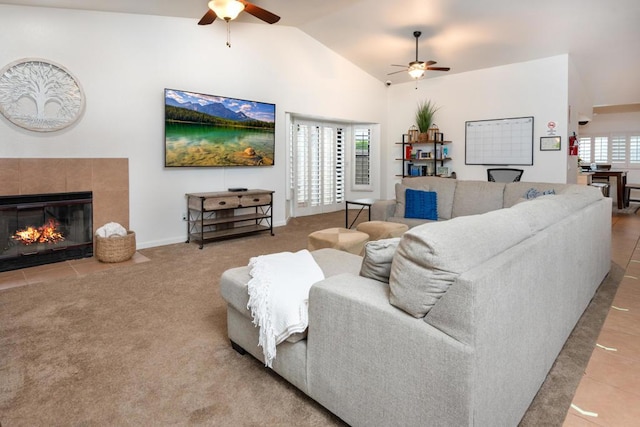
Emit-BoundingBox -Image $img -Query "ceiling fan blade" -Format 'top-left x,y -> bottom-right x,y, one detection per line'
198,9 -> 217,25
425,60 -> 437,66
242,1 -> 281,24
387,69 -> 408,75
426,67 -> 450,71
390,64 -> 409,68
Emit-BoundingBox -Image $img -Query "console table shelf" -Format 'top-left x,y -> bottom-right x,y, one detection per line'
186,189 -> 274,249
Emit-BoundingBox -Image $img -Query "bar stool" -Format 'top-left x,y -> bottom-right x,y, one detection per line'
590,182 -> 609,197
625,183 -> 640,205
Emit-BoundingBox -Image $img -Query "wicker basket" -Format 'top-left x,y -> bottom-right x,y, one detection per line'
95,231 -> 136,263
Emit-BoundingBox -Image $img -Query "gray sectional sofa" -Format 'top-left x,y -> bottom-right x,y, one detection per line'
220,177 -> 611,426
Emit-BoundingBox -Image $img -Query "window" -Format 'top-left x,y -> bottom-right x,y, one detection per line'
353,127 -> 371,190
291,120 -> 344,216
611,135 -> 626,163
579,133 -> 640,168
578,137 -> 591,163
630,136 -> 640,164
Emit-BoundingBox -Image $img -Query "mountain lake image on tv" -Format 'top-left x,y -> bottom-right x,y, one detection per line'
164,89 -> 275,167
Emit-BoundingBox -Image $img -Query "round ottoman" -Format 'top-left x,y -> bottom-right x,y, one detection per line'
307,227 -> 369,255
356,221 -> 408,241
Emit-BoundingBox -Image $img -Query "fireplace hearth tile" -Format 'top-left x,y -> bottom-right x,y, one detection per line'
23,263 -> 79,285
0,270 -> 27,290
0,253 -> 150,291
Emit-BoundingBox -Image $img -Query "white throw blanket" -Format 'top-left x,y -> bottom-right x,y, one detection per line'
247,249 -> 324,368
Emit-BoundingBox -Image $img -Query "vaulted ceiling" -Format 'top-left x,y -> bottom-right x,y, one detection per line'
3,0 -> 639,110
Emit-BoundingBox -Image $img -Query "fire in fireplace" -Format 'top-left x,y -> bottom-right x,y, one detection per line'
0,192 -> 93,272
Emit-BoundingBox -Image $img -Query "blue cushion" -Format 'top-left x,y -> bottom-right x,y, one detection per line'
404,189 -> 438,220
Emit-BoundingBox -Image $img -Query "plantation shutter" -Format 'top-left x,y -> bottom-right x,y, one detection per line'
292,120 -> 344,216
593,137 -> 608,163
579,137 -> 591,163
630,135 -> 640,165
354,128 -> 371,188
611,135 -> 627,164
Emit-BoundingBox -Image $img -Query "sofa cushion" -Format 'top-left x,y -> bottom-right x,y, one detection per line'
394,183 -> 410,218
401,176 -> 457,220
389,208 -> 533,318
404,189 -> 438,220
452,181 -> 505,217
359,237 -> 401,283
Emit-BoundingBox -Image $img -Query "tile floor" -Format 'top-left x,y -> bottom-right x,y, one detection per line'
1,212 -> 638,425
0,252 -> 149,291
563,211 -> 640,426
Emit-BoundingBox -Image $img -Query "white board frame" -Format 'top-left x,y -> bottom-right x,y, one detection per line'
465,116 -> 534,165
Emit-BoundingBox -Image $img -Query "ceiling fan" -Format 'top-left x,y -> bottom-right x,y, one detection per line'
198,0 -> 280,25
389,31 -> 450,80
198,0 -> 280,47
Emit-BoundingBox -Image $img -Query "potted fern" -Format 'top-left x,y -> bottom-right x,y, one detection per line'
415,100 -> 439,142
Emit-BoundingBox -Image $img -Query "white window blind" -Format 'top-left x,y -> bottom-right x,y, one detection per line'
611,135 -> 627,163
354,128 -> 371,188
292,120 -> 344,216
579,133 -> 640,168
630,135 -> 640,164
593,136 -> 608,163
579,137 -> 591,163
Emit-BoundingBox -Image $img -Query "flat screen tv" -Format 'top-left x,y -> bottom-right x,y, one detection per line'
164,88 -> 275,167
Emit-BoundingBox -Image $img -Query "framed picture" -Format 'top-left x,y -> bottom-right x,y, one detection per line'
437,166 -> 449,176
540,136 -> 561,151
419,151 -> 431,159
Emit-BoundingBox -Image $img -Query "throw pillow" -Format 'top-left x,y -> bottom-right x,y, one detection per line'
389,208 -> 533,318
525,187 -> 556,199
404,189 -> 438,220
359,237 -> 401,283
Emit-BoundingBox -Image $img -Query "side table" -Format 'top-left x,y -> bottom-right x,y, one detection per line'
345,198 -> 377,229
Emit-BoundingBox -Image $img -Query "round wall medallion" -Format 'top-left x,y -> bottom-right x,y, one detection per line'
0,58 -> 85,132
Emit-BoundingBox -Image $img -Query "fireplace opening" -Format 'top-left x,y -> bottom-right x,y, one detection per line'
0,192 -> 93,272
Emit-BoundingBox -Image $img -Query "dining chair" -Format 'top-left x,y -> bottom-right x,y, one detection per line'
487,168 -> 524,183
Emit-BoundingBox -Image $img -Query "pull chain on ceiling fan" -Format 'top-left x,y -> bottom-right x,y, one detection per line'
197,0 -> 280,47
388,30 -> 450,80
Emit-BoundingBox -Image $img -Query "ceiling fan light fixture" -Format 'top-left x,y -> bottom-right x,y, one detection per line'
208,0 -> 245,20
408,62 -> 425,79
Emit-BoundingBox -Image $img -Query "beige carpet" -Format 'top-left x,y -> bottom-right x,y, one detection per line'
0,211 -> 621,426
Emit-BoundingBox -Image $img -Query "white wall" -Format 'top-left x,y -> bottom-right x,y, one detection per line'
567,55 -> 593,183
0,5 -> 386,248
383,55 -> 570,198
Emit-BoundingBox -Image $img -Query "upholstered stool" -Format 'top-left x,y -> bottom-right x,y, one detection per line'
308,227 -> 369,255
356,221 -> 408,241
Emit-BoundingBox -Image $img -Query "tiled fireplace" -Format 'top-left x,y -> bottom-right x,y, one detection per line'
0,158 -> 129,271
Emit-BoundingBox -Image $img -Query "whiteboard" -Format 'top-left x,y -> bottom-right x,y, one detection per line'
465,116 -> 534,165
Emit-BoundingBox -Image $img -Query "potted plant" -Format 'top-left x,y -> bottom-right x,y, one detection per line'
415,100 -> 439,142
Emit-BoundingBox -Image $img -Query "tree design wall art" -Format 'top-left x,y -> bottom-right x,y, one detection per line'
0,59 -> 85,132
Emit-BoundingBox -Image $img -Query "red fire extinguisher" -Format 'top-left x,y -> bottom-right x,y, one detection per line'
569,132 -> 578,156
